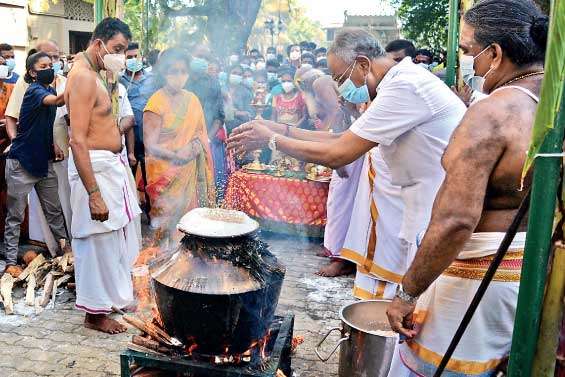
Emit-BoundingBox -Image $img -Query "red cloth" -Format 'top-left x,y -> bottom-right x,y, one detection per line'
224,171 -> 328,226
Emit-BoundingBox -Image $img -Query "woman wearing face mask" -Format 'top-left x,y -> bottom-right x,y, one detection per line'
143,48 -> 215,240
2,51 -> 68,277
271,68 -> 307,128
287,44 -> 302,69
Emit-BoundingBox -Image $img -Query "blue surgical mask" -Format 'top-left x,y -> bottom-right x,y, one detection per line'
244,77 -> 254,88
190,57 -> 209,74
52,61 -> 62,75
126,58 -> 143,73
229,74 -> 243,85
338,61 -> 370,104
219,71 -> 228,83
5,58 -> 15,72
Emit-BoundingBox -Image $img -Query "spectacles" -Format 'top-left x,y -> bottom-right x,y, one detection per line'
331,61 -> 355,85
167,68 -> 188,76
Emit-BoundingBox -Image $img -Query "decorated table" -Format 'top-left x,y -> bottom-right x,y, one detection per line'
223,170 -> 330,237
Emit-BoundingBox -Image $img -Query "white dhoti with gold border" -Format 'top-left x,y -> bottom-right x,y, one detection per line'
69,150 -> 141,314
388,232 -> 525,377
338,148 -> 406,299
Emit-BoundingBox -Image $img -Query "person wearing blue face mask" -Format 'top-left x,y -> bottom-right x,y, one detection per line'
186,44 -> 228,201
225,64 -> 255,140
0,43 -> 19,84
119,42 -> 151,178
228,28 -> 466,307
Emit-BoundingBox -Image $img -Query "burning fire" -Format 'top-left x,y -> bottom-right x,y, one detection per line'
179,330 -> 273,365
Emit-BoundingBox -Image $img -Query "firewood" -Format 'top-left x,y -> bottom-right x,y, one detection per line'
1,273 -> 15,314
39,272 -> 54,307
17,254 -> 46,282
51,275 -> 72,305
25,273 -> 36,306
131,335 -> 171,354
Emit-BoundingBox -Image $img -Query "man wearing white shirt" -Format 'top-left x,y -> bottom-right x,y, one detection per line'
228,28 -> 466,291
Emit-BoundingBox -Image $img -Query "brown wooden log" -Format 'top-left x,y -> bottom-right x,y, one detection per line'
17,254 -> 46,282
132,335 -> 171,354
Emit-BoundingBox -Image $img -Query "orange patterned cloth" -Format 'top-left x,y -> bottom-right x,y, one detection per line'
224,171 -> 328,227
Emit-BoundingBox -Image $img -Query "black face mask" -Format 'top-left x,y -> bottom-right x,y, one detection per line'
36,68 -> 55,85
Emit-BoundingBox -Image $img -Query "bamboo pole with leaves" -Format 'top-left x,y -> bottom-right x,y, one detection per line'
507,0 -> 565,375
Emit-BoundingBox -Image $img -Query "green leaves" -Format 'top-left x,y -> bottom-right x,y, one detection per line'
393,0 -> 449,51
522,0 -> 565,179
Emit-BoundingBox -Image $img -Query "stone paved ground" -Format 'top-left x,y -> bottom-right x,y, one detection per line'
0,234 -> 355,377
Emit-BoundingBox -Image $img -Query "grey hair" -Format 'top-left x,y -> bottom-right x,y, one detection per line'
328,28 -> 386,64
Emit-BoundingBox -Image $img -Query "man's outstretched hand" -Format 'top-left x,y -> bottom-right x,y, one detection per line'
227,121 -> 274,155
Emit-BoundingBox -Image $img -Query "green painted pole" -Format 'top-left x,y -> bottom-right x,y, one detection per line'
507,85 -> 565,377
95,0 -> 104,24
444,0 -> 459,87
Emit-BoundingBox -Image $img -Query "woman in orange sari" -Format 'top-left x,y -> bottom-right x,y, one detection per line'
143,48 -> 215,240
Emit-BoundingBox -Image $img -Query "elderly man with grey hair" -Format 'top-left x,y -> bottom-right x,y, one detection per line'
228,27 -> 466,298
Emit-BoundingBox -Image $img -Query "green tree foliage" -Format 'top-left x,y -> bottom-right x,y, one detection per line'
247,0 -> 324,52
393,0 -> 449,51
122,0 -> 262,56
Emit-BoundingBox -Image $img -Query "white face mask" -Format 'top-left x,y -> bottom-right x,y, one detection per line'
460,45 -> 493,94
0,65 -> 9,79
98,40 -> 125,72
281,81 -> 295,93
255,61 -> 266,70
289,50 -> 301,61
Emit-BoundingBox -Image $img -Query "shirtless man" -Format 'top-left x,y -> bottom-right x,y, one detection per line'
65,18 -> 140,334
385,1 -> 548,375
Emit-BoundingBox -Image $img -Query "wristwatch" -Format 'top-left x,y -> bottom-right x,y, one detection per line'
268,134 -> 277,152
395,284 -> 419,305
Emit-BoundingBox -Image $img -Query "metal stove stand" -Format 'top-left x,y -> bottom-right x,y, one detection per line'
120,314 -> 294,377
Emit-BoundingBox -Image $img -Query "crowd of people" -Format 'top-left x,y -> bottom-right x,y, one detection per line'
0,0 -> 552,374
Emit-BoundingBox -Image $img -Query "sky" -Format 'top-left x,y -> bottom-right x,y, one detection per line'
299,0 -> 397,27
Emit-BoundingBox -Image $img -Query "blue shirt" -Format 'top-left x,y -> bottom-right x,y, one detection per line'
9,82 -> 56,177
4,72 -> 19,84
119,71 -> 159,149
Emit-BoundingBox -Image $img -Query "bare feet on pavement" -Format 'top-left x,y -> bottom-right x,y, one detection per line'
5,265 -> 23,278
316,260 -> 356,277
316,247 -> 332,257
84,313 -> 128,334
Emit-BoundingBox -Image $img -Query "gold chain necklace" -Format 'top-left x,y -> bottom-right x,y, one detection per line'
500,71 -> 544,88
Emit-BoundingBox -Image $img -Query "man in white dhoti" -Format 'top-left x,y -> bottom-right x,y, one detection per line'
228,28 -> 466,293
386,1 -> 547,375
65,18 -> 140,334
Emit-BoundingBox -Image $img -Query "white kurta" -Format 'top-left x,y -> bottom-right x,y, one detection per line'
69,150 -> 141,313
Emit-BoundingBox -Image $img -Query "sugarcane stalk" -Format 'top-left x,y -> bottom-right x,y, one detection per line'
531,242 -> 565,376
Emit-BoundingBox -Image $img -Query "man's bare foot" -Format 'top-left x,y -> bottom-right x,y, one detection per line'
84,313 -> 128,334
5,265 -> 23,278
316,260 -> 355,277
316,247 -> 333,257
